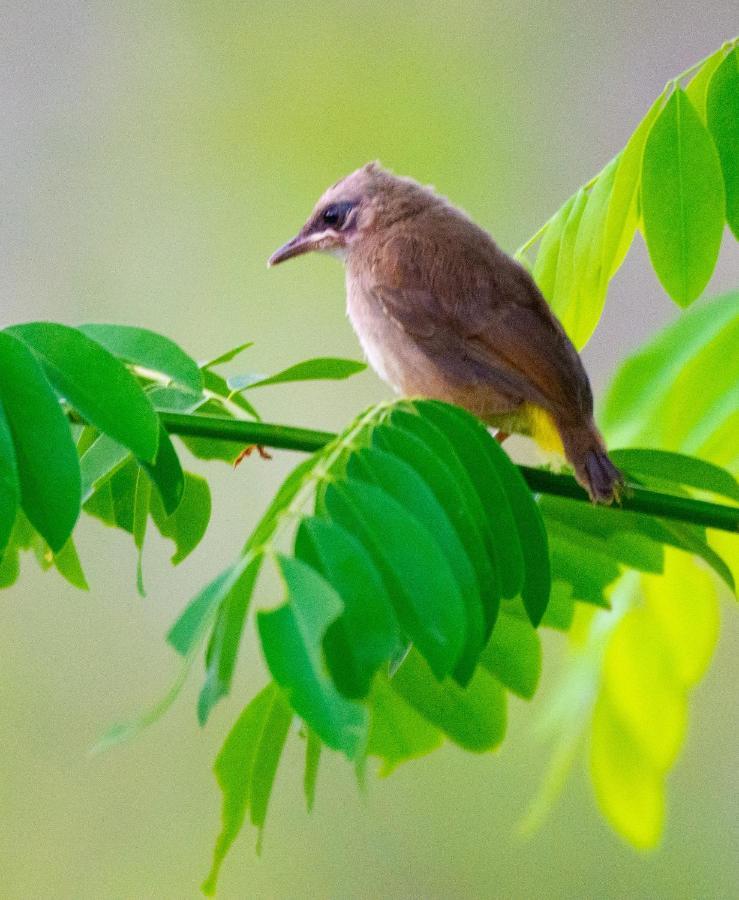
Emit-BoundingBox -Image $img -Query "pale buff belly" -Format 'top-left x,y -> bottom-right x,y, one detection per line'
346,283 -> 527,430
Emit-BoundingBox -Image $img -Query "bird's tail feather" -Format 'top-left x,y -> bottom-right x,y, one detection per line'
559,420 -> 623,504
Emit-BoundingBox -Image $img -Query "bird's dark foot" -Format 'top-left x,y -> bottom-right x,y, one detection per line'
233,444 -> 273,468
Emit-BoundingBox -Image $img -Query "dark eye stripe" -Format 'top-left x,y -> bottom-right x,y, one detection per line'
321,201 -> 353,229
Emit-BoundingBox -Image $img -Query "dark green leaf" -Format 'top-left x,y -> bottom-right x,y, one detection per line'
132,468 -> 150,597
201,341 -> 254,370
610,448 -> 739,502
0,331 -> 80,551
202,682 -> 291,895
141,425 -> 184,516
707,48 -> 739,238
391,650 -> 507,752
548,532 -> 619,608
229,357 -> 366,392
0,398 -> 19,556
150,472 -> 211,564
258,555 -> 368,756
8,322 -> 160,462
375,411 -> 500,637
199,556 -> 263,724
304,727 -> 321,812
415,401 -> 525,601
53,537 -> 88,591
80,433 -> 131,504
78,323 -> 202,393
367,674 -> 443,774
480,612 -> 541,699
641,89 -> 725,306
347,444 -> 485,682
295,517 -> 399,699
323,477 -> 466,680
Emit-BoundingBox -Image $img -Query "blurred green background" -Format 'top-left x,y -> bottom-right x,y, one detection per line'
2,3 -> 738,897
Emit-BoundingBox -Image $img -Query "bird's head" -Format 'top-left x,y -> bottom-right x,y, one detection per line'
268,162 -> 431,267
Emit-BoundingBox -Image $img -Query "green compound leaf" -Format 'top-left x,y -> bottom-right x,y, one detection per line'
258,555 -> 368,757
78,323 -> 202,394
641,89 -> 725,307
8,322 -> 160,462
203,682 -> 292,895
0,331 -> 81,552
707,47 -> 739,238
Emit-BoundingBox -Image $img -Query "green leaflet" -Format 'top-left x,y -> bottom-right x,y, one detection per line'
257,555 -> 368,756
78,323 -> 203,394
322,477 -> 466,681
707,47 -> 739,238
228,356 -> 366,392
479,612 -> 541,699
390,649 -> 507,752
610,448 -> 739,502
641,89 -> 725,307
685,45 -> 730,122
8,322 -> 160,462
600,291 -> 738,450
346,445 -> 485,684
0,331 -> 81,552
295,517 -> 399,699
549,187 -> 588,337
591,549 -> 719,848
303,727 -> 322,812
140,424 -> 185,517
532,193 -> 576,301
601,91 -> 666,280
201,340 -> 254,370
150,471 -> 212,565
203,682 -> 292,895
0,397 -> 19,557
367,674 -> 443,775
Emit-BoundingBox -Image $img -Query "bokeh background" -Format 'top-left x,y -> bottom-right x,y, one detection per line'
2,3 -> 738,897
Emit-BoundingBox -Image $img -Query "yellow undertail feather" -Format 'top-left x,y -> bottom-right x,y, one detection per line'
524,404 -> 565,455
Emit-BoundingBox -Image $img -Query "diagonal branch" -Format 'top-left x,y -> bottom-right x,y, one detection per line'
159,412 -> 739,534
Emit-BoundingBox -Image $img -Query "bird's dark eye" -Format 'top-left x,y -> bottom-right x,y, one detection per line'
321,202 -> 353,229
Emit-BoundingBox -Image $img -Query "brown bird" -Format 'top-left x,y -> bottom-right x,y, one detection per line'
269,163 -> 622,503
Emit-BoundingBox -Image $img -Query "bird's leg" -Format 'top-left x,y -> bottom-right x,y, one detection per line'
495,431 -> 510,444
233,444 -> 273,468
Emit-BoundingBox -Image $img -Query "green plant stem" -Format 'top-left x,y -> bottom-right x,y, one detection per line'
159,412 -> 739,533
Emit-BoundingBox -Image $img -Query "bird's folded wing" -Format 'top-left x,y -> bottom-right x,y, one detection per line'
371,282 -> 591,420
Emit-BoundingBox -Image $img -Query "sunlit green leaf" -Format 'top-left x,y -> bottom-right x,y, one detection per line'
641,89 -> 725,306
201,340 -> 254,370
601,91 -> 666,279
600,291 -> 738,450
685,45 -> 730,121
0,331 -> 80,551
549,187 -> 588,334
532,193 -> 575,300
78,323 -> 202,393
258,555 -> 368,756
53,537 -> 88,591
707,47 -> 739,238
202,682 -> 291,895
8,322 -> 160,462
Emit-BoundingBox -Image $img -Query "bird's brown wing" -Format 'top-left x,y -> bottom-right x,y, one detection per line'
370,264 -> 593,424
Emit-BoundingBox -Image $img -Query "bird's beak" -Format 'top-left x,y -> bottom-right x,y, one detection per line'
268,230 -> 316,267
